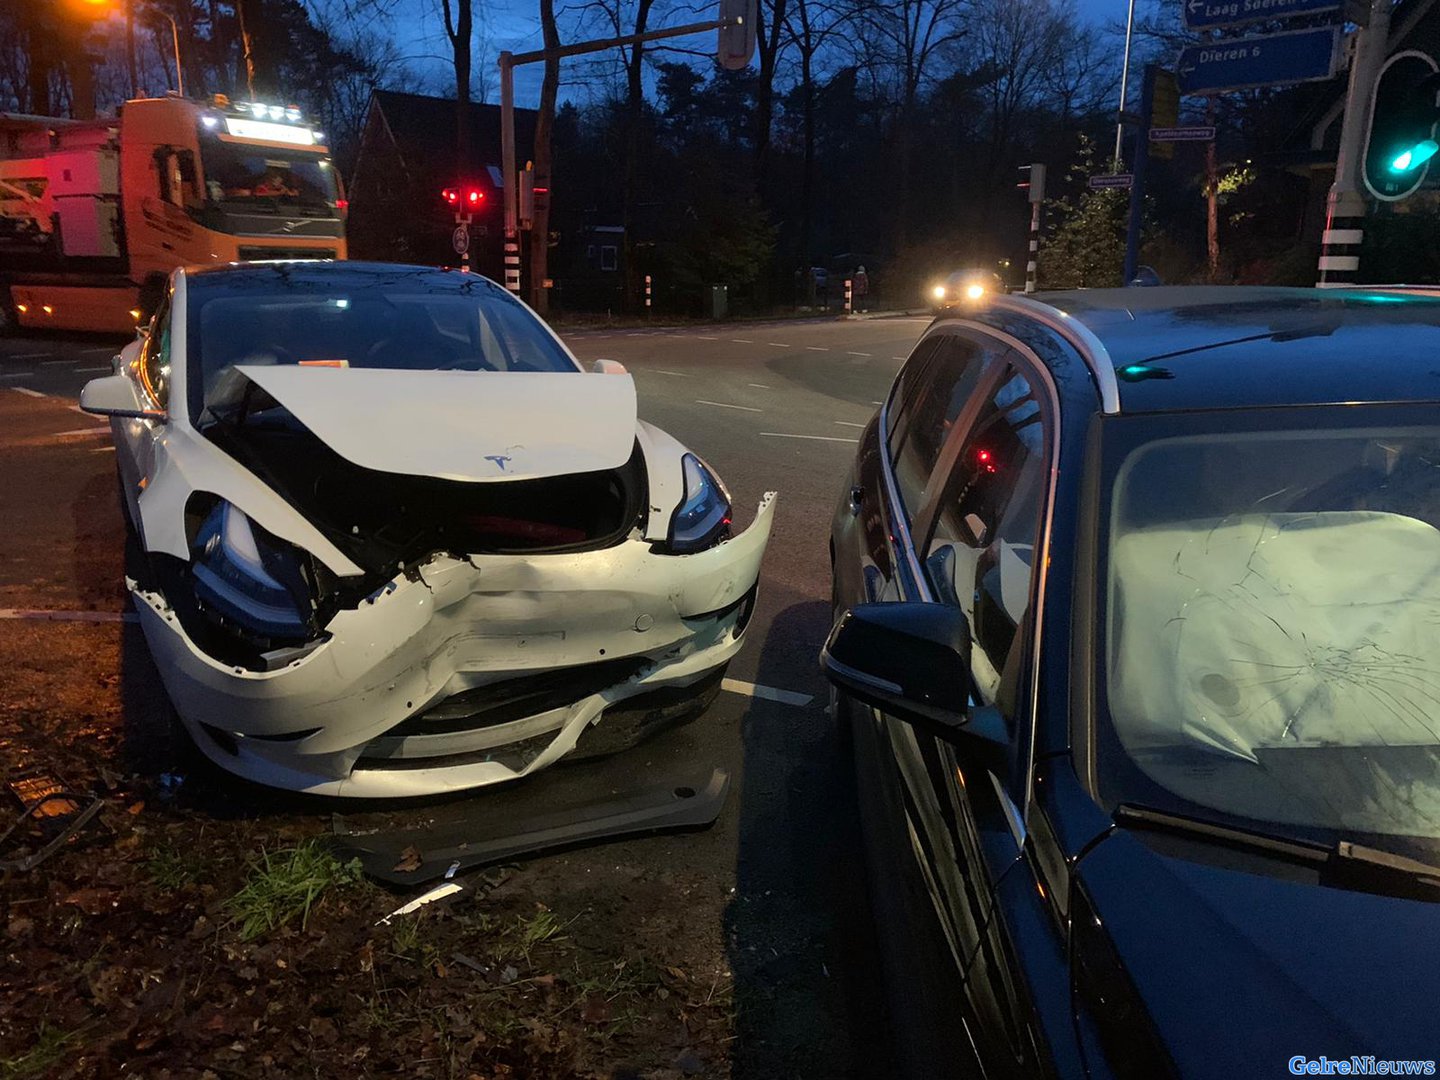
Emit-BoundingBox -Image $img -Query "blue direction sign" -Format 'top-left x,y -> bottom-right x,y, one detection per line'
1088,174 -> 1134,190
1184,0 -> 1344,31
1177,26 -> 1340,95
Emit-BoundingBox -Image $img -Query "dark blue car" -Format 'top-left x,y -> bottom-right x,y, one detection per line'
825,286 -> 1440,1078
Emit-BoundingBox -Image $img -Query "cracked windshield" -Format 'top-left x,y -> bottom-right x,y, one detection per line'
1104,423 -> 1440,851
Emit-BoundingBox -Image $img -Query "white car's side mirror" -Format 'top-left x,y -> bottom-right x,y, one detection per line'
590,358 -> 628,375
80,375 -> 166,421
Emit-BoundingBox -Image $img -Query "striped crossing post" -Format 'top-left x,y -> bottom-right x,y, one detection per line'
645,274 -> 652,313
1020,163 -> 1045,294
844,278 -> 853,314
1025,199 -> 1041,294
504,234 -> 521,295
1317,189 -> 1364,288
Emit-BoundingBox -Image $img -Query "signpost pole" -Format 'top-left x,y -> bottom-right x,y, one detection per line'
1317,0 -> 1392,286
1124,66 -> 1155,284
500,52 -> 521,295
1114,0 -> 1138,167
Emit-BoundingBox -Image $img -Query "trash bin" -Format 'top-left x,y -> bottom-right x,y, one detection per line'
710,284 -> 728,320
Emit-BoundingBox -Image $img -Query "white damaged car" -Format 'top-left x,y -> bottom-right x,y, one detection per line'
81,261 -> 774,797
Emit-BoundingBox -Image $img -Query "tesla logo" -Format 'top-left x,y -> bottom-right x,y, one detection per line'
485,455 -> 512,471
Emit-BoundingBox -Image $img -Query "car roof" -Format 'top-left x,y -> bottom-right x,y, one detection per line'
1027,286 -> 1440,413
183,260 -> 504,292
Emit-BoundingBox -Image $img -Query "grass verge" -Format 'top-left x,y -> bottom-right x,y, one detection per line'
224,839 -> 364,941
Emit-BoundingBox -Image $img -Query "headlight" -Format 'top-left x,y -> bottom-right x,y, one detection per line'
668,453 -> 732,554
191,501 -> 315,640
931,284 -> 947,300
965,283 -> 986,300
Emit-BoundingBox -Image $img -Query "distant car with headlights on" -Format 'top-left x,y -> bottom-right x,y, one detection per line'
927,268 -> 1006,312
81,261 -> 775,798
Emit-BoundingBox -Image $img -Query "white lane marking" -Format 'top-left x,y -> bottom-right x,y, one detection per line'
695,335 -> 718,340
748,383 -> 770,388
835,420 -> 866,428
653,369 -> 690,377
767,342 -> 791,348
760,431 -> 859,444
722,678 -> 814,708
76,366 -> 110,373
627,331 -> 644,336
0,608 -> 138,624
11,387 -> 45,398
9,353 -> 51,360
806,346 -> 828,351
53,427 -> 110,437
1,373 -> 34,380
731,338 -> 753,343
871,400 -> 884,405
696,399 -> 762,413
42,359 -> 74,366
847,351 -> 872,357
91,446 -> 116,453
892,356 -> 907,360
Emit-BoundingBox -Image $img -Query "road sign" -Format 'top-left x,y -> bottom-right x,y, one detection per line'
1088,173 -> 1135,190
1177,26 -> 1340,95
1150,125 -> 1217,141
452,224 -> 470,256
1183,0 -> 1345,31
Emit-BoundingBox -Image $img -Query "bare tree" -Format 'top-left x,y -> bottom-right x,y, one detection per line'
440,0 -> 474,185
754,0 -> 788,186
780,0 -> 849,263
530,0 -> 562,313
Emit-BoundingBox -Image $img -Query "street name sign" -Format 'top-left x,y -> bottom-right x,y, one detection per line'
1150,125 -> 1217,141
1183,0 -> 1345,31
1089,173 -> 1135,190
1177,26 -> 1340,95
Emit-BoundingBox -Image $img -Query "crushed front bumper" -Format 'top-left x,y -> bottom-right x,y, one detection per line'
134,493 -> 776,797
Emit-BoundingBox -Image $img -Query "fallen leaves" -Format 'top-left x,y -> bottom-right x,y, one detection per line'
392,846 -> 423,873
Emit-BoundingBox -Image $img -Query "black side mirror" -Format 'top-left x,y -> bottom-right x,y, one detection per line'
822,602 -> 1009,768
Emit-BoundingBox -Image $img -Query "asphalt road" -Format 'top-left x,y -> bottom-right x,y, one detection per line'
0,313 -> 930,1077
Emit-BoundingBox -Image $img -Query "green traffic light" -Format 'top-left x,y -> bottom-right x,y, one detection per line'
1390,138 -> 1440,173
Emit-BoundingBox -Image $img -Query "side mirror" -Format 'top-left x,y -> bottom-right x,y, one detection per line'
591,358 -> 628,375
79,375 -> 166,421
822,602 -> 1009,766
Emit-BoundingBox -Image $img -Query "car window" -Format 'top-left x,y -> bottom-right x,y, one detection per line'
139,293 -> 172,411
924,364 -> 1048,714
887,334 -> 988,518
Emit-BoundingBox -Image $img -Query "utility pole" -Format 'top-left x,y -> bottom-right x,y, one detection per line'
1114,0 -> 1138,167
1317,0 -> 1392,286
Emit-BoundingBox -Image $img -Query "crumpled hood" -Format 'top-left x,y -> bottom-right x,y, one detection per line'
232,366 -> 638,483
1077,829 -> 1440,1073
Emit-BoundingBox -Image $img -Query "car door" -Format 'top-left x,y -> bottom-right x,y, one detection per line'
892,335 -> 1057,1075
115,288 -> 173,533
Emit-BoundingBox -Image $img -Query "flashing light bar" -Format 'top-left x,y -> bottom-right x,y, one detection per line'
224,117 -> 320,146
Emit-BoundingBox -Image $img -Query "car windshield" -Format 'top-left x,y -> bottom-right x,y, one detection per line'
185,266 -> 579,423
1096,407 -> 1440,860
200,141 -> 338,215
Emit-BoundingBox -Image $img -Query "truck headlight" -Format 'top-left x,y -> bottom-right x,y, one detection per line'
668,453 -> 732,554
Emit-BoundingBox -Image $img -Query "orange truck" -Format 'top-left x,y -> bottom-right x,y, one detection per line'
0,93 -> 346,334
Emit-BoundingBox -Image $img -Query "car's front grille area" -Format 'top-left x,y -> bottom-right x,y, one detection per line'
382,656 -> 651,740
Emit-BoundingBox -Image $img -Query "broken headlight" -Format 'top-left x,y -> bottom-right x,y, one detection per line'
668,453 -> 732,554
191,501 -> 315,640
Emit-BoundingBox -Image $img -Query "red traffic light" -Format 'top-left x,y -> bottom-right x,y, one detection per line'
442,187 -> 485,207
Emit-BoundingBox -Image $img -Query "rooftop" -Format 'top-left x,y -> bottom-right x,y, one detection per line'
1035,286 -> 1440,413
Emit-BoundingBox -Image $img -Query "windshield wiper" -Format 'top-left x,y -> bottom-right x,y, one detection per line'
1114,803 -> 1440,901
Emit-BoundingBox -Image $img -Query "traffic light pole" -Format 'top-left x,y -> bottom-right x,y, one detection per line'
1317,0 -> 1392,287
497,14 -> 745,296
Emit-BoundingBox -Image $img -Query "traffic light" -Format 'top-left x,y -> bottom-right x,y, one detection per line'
1363,52 -> 1440,202
441,187 -> 486,209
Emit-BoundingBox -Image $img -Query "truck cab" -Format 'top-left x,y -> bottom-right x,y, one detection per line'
0,94 -> 346,334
